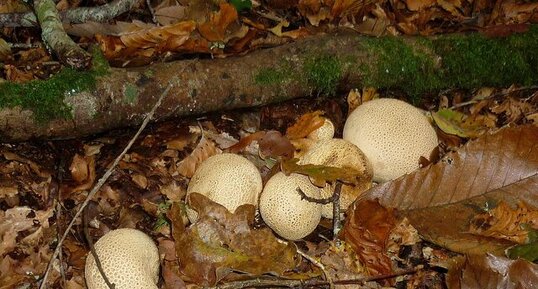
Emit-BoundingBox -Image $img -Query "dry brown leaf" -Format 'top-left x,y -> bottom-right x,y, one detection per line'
198,3 -> 238,42
341,200 -> 396,277
0,207 -> 53,256
258,130 -> 295,159
405,0 -> 436,11
120,20 -> 196,49
171,194 -> 298,286
468,201 -> 538,244
175,135 -> 221,178
286,111 -> 325,139
445,254 -> 538,289
69,154 -> 89,183
131,173 -> 148,189
358,125 -> 538,255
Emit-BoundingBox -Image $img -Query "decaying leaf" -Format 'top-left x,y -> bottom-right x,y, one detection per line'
341,199 -> 396,276
198,3 -> 239,42
445,254 -> 538,289
69,154 -> 89,183
258,130 -> 295,159
170,194 -> 298,286
286,111 -> 326,139
175,134 -> 221,178
432,108 -> 492,138
468,201 -> 538,244
359,125 -> 538,255
0,207 -> 53,256
281,158 -> 362,186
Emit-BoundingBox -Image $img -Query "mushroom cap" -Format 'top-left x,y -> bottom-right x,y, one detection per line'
259,172 -> 322,240
343,98 -> 438,182
308,118 -> 335,141
186,153 -> 263,222
85,228 -> 159,289
299,138 -> 373,218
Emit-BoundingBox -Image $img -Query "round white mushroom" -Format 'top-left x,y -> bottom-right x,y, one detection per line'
343,98 -> 438,182
299,138 -> 373,219
186,153 -> 263,222
85,228 -> 159,289
259,172 -> 322,240
307,118 -> 335,141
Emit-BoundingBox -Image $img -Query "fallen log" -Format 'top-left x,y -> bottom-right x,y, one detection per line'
1,27 -> 537,141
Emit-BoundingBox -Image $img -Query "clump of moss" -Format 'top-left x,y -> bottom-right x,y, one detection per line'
0,47 -> 110,122
431,27 -> 538,89
254,67 -> 289,85
362,37 -> 442,102
362,26 -> 538,102
303,54 -> 342,96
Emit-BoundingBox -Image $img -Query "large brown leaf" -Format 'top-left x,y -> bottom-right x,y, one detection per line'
357,125 -> 538,254
170,194 -> 298,287
445,254 -> 538,289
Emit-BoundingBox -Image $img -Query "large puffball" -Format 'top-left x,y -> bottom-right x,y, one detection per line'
259,172 -> 322,240
186,153 -> 263,222
343,98 -> 438,182
85,228 -> 159,289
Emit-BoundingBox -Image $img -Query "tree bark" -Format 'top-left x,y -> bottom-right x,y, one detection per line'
1,28 -> 537,142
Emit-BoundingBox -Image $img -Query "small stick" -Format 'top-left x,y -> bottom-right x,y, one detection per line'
38,83 -> 173,289
296,187 -> 335,204
297,249 -> 334,289
448,85 -> 538,110
210,265 -> 423,289
331,182 -> 343,239
83,203 -> 115,289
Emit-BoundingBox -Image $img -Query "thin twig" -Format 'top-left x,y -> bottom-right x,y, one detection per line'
54,154 -> 67,286
296,187 -> 335,204
83,203 -> 115,289
297,249 -> 334,289
211,265 -> 423,289
146,0 -> 157,24
448,85 -> 538,110
38,82 -> 173,289
331,182 -> 343,239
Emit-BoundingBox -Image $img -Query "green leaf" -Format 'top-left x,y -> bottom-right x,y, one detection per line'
506,242 -> 538,262
229,0 -> 251,12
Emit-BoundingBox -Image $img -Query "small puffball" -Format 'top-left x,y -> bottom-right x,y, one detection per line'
186,153 -> 263,222
259,172 -> 322,240
85,228 -> 159,289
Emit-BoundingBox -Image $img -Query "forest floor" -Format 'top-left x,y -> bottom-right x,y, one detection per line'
1,0 -> 538,288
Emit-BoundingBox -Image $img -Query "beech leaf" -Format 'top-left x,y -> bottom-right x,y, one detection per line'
357,125 -> 538,255
171,193 -> 298,286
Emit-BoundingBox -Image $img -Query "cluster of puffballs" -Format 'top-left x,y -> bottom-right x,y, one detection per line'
84,98 -> 438,288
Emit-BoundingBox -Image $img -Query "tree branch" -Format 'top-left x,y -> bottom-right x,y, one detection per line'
33,0 -> 91,68
0,0 -> 139,28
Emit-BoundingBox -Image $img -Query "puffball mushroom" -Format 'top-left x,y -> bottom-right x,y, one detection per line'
85,228 -> 159,289
186,153 -> 263,222
308,118 -> 335,141
343,98 -> 438,182
299,138 -> 373,219
259,172 -> 322,240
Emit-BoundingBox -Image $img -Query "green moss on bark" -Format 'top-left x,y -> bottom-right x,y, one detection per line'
303,55 -> 342,95
0,48 -> 109,122
362,26 -> 538,101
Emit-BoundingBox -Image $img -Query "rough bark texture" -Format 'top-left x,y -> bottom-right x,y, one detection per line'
1,28 -> 538,141
33,0 -> 91,68
0,31 -> 366,141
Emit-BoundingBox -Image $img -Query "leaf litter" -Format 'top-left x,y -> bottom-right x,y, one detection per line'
0,88 -> 537,288
2,0 -> 538,287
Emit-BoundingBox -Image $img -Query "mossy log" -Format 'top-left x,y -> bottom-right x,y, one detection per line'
1,27 -> 538,141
